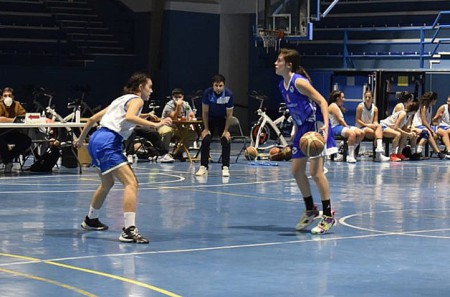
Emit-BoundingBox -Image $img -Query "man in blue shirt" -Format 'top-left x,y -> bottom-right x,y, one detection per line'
196,74 -> 234,177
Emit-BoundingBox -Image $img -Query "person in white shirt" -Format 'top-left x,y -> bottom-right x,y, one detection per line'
75,72 -> 171,244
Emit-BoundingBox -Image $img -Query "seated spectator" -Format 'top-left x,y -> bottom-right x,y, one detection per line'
0,87 -> 32,173
431,94 -> 450,158
380,100 -> 419,161
392,91 -> 415,158
124,112 -> 168,160
355,90 -> 389,162
159,88 -> 196,162
393,91 -> 414,113
411,91 -> 444,159
328,90 -> 364,163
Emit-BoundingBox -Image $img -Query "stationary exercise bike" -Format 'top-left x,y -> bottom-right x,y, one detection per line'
249,91 -> 293,151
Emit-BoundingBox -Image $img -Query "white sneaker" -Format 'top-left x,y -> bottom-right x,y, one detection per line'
375,153 -> 390,162
160,154 -> 174,163
195,166 -> 208,176
334,153 -> 344,162
375,147 -> 385,153
222,166 -> 230,177
4,163 -> 13,173
346,156 -> 357,163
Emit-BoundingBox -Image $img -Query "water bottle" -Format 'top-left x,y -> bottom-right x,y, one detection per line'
75,106 -> 81,123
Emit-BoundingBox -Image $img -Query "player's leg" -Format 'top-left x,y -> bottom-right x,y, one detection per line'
309,156 -> 336,234
114,164 -> 149,244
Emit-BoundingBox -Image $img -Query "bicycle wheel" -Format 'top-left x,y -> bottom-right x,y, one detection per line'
251,124 -> 270,145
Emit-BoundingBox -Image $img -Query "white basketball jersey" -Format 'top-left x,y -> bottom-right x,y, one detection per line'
440,104 -> 450,127
380,110 -> 407,128
412,105 -> 432,127
329,103 -> 343,128
100,94 -> 142,139
357,102 -> 375,127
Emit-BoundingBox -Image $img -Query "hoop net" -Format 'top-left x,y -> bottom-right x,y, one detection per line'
259,30 -> 285,51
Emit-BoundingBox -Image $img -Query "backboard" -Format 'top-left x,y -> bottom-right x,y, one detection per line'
255,0 -> 311,38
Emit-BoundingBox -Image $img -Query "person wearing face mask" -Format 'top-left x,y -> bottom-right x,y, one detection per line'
0,87 -> 32,173
196,74 -> 234,177
158,88 -> 196,162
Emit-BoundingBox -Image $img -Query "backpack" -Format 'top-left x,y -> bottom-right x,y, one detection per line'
30,145 -> 61,172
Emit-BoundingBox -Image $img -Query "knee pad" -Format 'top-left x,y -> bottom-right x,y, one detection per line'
420,130 -> 429,140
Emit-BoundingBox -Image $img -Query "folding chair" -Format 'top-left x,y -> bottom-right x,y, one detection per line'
219,116 -> 248,163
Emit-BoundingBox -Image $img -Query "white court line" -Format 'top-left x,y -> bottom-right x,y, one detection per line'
0,232 -> 391,267
339,208 -> 450,235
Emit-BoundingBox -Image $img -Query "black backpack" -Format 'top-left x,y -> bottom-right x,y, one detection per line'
30,145 -> 61,172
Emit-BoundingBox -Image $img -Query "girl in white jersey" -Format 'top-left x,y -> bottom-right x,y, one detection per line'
275,48 -> 336,235
328,90 -> 364,163
411,91 -> 444,159
380,100 -> 419,161
432,95 -> 450,158
75,73 -> 172,244
355,90 -> 389,162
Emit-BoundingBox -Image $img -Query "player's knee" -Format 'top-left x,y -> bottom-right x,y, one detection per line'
420,130 -> 430,140
220,136 -> 230,146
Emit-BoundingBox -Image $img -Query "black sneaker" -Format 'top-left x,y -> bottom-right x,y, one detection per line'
119,226 -> 149,244
438,151 -> 445,160
81,216 -> 109,231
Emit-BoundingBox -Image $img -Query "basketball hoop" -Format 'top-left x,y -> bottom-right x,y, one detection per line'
259,29 -> 285,51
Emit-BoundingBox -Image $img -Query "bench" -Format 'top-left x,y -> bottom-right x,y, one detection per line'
331,136 -> 393,161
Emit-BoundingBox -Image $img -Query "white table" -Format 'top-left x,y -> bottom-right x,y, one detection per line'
0,122 -> 86,128
0,122 -> 87,173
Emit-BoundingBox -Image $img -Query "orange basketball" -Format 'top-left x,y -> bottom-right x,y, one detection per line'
269,147 -> 284,161
300,132 -> 325,157
244,146 -> 258,160
282,146 -> 292,161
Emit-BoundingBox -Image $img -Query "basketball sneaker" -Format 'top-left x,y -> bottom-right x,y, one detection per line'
390,154 -> 401,162
375,153 -> 390,162
81,216 -> 109,231
119,226 -> 149,244
222,166 -> 230,177
346,156 -> 357,163
311,215 -> 336,235
295,205 -> 320,231
195,166 -> 208,176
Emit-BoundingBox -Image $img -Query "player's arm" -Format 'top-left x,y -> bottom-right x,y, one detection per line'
295,78 -> 329,140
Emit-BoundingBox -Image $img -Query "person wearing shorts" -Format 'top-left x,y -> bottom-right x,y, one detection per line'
75,72 -> 171,244
275,48 -> 337,235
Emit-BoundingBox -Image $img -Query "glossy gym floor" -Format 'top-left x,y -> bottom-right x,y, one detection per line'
1,145 -> 449,297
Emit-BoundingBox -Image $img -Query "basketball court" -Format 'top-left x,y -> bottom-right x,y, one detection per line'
0,144 -> 449,296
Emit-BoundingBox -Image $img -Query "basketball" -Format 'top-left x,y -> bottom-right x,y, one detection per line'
244,146 -> 258,160
269,147 -> 284,161
282,146 -> 292,161
300,132 -> 325,157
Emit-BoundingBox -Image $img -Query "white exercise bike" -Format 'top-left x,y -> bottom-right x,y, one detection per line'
249,91 -> 293,151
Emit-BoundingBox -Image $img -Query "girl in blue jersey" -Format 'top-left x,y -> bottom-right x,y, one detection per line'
275,48 -> 337,234
75,73 -> 172,244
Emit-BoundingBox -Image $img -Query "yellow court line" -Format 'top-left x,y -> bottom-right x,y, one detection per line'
0,253 -> 182,297
0,267 -> 97,297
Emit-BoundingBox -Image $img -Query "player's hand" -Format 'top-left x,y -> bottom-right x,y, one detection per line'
201,129 -> 211,139
222,131 -> 230,141
158,117 -> 172,127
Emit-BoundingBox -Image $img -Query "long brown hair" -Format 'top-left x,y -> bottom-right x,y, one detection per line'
279,48 -> 312,82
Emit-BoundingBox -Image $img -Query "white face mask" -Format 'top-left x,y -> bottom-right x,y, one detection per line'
3,96 -> 13,107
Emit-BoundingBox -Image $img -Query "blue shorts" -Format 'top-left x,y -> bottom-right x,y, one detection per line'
415,125 -> 437,133
292,121 -> 337,159
438,125 -> 450,131
88,127 -> 128,174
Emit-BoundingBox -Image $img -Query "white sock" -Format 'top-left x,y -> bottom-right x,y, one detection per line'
417,145 -> 424,153
124,212 -> 136,229
88,206 -> 99,219
376,138 -> 383,150
348,145 -> 355,158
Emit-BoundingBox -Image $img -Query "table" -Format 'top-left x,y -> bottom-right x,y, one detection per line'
173,119 -> 202,162
0,122 -> 87,173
